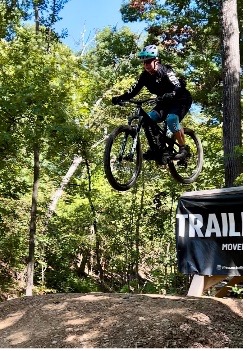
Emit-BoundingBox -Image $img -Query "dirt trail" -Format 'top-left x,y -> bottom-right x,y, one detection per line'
0,293 -> 243,348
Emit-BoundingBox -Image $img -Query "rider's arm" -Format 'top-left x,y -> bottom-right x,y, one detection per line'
118,73 -> 145,100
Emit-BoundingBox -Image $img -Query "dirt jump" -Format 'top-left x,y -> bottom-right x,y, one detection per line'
0,292 -> 243,348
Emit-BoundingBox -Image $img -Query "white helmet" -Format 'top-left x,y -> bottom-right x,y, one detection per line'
138,44 -> 159,60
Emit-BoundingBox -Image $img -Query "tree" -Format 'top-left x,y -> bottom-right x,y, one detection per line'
0,21 -> 90,295
0,0 -> 21,39
220,0 -> 242,186
0,0 -> 70,39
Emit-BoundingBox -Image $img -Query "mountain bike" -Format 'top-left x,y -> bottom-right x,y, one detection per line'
104,98 -> 203,191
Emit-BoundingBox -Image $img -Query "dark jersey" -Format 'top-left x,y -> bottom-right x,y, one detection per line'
119,63 -> 190,102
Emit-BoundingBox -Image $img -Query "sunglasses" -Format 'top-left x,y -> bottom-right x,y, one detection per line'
143,59 -> 155,64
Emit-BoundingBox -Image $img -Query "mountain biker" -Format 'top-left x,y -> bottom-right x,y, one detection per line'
111,44 -> 192,162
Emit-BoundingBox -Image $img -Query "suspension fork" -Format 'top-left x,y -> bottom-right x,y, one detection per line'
128,111 -> 143,159
118,109 -> 143,160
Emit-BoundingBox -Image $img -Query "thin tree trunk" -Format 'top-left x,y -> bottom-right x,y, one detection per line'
220,0 -> 242,187
45,155 -> 83,221
34,3 -> 39,33
26,3 -> 40,297
85,158 -> 103,282
45,136 -> 107,222
26,144 -> 40,296
135,173 -> 145,287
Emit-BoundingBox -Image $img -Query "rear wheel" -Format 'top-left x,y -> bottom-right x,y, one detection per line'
168,128 -> 203,184
104,125 -> 142,191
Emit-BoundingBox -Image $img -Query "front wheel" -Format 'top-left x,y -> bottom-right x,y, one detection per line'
104,125 -> 142,191
168,127 -> 203,184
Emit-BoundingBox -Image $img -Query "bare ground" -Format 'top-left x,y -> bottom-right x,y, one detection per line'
0,293 -> 243,348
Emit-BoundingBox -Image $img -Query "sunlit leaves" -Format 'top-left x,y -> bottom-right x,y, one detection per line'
120,0 -> 242,118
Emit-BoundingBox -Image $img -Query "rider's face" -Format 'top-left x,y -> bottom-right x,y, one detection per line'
143,59 -> 157,74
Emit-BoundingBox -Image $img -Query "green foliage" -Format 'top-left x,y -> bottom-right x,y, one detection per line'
81,26 -> 141,114
120,0 -> 243,118
45,269 -> 100,293
0,13 -> 240,299
0,197 -> 30,268
85,26 -> 139,68
0,25 -> 90,157
0,262 -> 16,297
0,0 -> 23,39
0,0 -> 70,40
230,284 -> 243,299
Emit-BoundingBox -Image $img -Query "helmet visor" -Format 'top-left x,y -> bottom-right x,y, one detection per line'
138,51 -> 158,60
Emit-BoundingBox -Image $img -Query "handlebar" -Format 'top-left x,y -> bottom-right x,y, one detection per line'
118,97 -> 157,106
117,92 -> 175,106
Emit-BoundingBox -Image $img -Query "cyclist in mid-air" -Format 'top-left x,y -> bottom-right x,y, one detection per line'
112,44 -> 192,161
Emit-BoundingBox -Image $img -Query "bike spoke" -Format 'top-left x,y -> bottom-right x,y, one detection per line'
110,133 -> 138,184
104,126 -> 142,191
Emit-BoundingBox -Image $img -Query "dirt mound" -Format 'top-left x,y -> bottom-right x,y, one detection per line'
0,293 -> 243,348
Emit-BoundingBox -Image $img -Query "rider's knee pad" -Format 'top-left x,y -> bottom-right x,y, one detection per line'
167,113 -> 180,133
148,110 -> 163,122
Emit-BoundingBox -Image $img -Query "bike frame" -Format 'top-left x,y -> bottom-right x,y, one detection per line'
126,101 -> 180,160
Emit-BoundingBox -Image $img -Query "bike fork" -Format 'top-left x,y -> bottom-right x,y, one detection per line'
129,134 -> 138,159
119,129 -> 139,161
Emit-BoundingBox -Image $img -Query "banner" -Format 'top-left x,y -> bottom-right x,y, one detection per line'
176,187 -> 243,276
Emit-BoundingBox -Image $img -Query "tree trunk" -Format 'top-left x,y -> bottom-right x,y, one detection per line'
26,2 -> 40,297
85,159 -> 103,282
45,155 -> 83,221
26,144 -> 40,296
135,173 -> 145,287
45,137 -> 107,223
34,3 -> 39,33
220,0 -> 242,187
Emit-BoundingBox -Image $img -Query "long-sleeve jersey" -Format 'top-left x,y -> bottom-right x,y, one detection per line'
119,63 -> 189,101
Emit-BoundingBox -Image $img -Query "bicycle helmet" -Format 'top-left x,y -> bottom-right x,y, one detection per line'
138,44 -> 159,61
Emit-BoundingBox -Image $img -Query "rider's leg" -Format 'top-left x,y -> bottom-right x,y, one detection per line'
173,128 -> 185,145
166,113 -> 188,160
173,129 -> 188,160
166,94 -> 192,159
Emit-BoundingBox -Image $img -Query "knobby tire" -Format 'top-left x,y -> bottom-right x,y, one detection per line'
168,127 -> 203,184
104,125 -> 142,191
